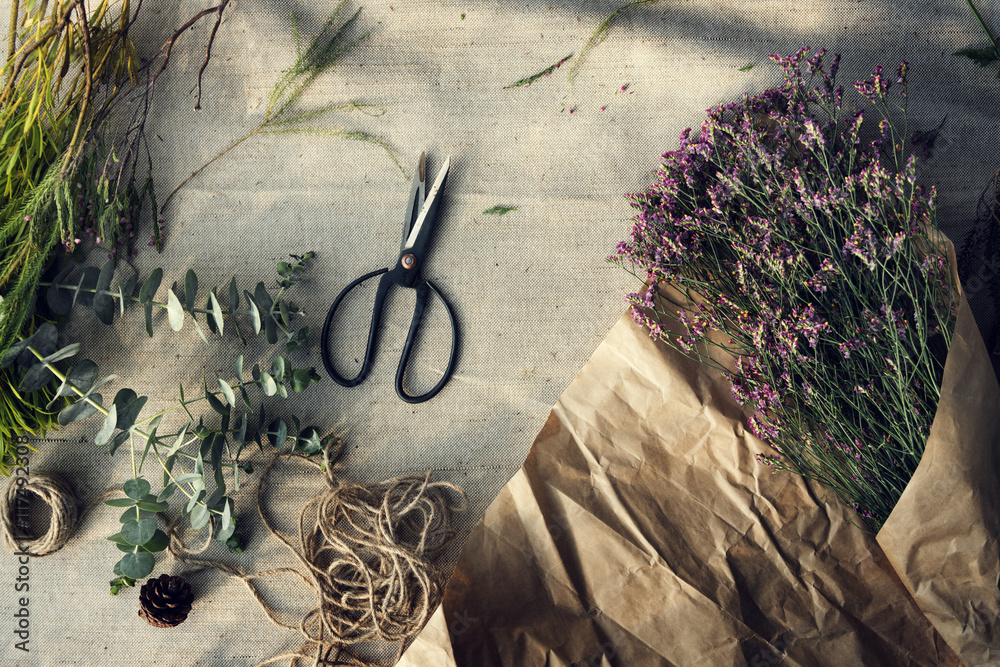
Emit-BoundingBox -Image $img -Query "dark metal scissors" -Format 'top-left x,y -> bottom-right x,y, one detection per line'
320,152 -> 459,403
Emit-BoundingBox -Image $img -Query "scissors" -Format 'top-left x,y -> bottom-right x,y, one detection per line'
320,152 -> 459,404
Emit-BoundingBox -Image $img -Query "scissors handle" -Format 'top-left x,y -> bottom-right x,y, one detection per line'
321,267 -> 390,388
320,269 -> 459,403
398,280 -> 459,403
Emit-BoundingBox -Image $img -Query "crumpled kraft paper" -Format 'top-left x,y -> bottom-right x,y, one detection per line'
400,289 -> 997,666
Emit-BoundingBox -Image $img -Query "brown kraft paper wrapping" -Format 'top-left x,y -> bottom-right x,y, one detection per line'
399,291 -> 997,666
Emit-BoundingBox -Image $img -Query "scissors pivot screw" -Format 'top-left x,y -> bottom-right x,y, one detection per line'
401,253 -> 417,270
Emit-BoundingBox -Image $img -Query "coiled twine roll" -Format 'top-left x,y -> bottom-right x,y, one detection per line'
1,471 -> 79,556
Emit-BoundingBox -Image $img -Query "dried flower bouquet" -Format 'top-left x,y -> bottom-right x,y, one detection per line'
613,49 -> 956,531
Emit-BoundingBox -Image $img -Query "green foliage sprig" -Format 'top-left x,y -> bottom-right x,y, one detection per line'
482,205 -> 517,216
159,1 -> 402,215
40,251 -> 315,351
503,54 -> 573,89
2,255 -> 327,590
954,0 -> 1000,76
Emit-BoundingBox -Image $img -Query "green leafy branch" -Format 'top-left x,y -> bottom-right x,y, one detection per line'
40,252 -> 315,352
5,323 -> 325,590
159,1 -> 402,215
482,205 -> 517,216
954,0 -> 1000,76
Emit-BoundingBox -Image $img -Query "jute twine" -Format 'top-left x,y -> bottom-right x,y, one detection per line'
170,438 -> 468,667
0,471 -> 119,557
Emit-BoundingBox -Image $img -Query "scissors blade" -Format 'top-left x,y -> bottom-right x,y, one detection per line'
403,156 -> 450,251
401,153 -> 426,251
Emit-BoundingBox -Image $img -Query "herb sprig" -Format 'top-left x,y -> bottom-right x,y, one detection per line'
159,1 -> 402,215
954,0 -> 1000,76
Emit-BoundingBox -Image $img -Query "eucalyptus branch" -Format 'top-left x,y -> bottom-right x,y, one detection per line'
39,252 -> 315,350
8,321 -> 326,593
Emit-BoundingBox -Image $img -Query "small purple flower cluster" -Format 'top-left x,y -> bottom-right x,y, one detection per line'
58,169 -> 157,261
613,49 -> 956,531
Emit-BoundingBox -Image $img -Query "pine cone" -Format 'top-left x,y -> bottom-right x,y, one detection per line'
138,574 -> 193,628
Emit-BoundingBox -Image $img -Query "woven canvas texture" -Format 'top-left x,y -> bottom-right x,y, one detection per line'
2,0 -> 999,664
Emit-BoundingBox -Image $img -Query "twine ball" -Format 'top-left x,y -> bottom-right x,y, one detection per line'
1,471 -> 79,557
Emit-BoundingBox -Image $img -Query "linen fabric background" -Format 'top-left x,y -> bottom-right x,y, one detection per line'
1,0 -> 998,664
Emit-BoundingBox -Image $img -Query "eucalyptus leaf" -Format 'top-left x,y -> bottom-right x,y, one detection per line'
157,483 -> 177,502
140,529 -> 169,553
234,355 -> 244,380
218,378 -> 235,407
205,297 -> 218,334
119,507 -> 156,523
239,383 -> 252,409
276,383 -> 288,399
271,356 -> 285,382
260,371 -> 277,396
112,389 -> 147,431
245,290 -> 262,334
118,552 -> 155,580
139,267 -> 162,304
190,503 -> 211,530
139,418 -> 161,472
163,454 -> 177,487
166,288 -> 184,331
109,430 -> 131,457
54,360 -> 99,398
40,343 -> 80,366
104,497 -> 137,508
279,300 -> 290,327
200,432 -> 214,461
74,266 -> 100,308
26,322 -> 58,359
221,497 -> 233,532
58,394 -> 102,425
119,274 -> 138,316
123,477 -> 151,501
136,499 -> 170,513
205,487 -> 226,511
1,338 -> 30,369
268,418 -> 287,448
210,290 -> 224,337
116,542 -> 134,554
291,368 -> 313,393
121,518 -> 158,545
298,427 -> 323,455
143,301 -> 153,337
254,282 -> 273,316
46,265 -> 75,315
95,404 -> 118,447
17,361 -> 53,394
228,277 -> 239,311
191,316 -> 210,346
106,532 -> 130,546
235,412 -> 248,446
93,260 -> 116,325
186,489 -> 206,514
265,309 -> 277,344
185,269 -> 198,313
166,423 -> 189,458
215,515 -> 236,543
174,473 -> 204,485
204,379 -> 227,416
